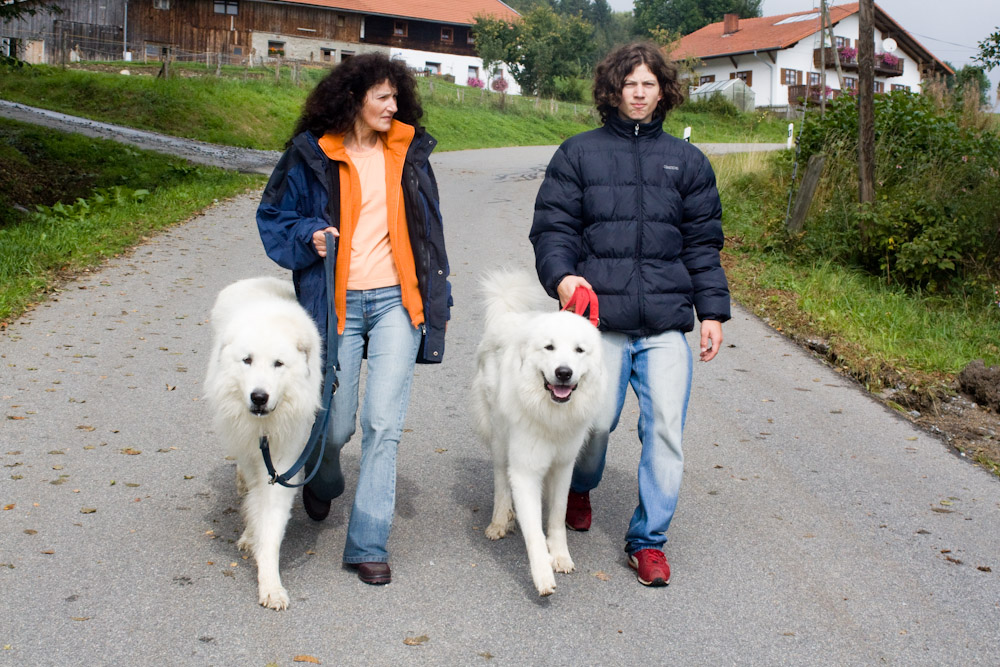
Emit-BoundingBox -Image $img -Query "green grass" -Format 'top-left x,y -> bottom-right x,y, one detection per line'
0,62 -> 789,150
0,118 -> 262,324
712,150 -> 1000,387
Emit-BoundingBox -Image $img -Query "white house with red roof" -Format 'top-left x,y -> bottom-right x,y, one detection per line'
672,2 -> 952,108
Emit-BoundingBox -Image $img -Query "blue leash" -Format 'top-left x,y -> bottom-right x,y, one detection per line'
259,231 -> 339,487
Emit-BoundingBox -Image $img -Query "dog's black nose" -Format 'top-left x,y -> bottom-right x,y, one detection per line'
554,366 -> 573,383
250,390 -> 269,407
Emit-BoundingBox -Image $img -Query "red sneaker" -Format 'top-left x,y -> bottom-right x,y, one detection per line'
566,491 -> 591,531
629,549 -> 671,586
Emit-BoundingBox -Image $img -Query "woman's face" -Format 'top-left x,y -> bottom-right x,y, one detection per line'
357,79 -> 398,134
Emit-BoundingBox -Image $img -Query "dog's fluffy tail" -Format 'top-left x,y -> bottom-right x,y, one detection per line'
480,269 -> 554,329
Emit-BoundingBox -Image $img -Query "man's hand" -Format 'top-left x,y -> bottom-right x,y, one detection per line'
556,275 -> 594,309
699,320 -> 723,362
312,227 -> 340,257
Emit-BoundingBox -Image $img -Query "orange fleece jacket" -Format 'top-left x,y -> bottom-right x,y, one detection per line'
318,120 -> 423,334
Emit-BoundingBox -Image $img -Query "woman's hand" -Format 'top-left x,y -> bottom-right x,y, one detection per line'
556,275 -> 594,309
312,227 -> 340,257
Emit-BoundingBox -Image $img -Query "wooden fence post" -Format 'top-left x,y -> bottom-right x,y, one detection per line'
786,154 -> 826,234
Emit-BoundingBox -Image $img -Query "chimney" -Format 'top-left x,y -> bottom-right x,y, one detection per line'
723,13 -> 739,35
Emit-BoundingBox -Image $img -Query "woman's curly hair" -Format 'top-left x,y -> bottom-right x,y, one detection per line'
290,53 -> 423,144
593,42 -> 684,124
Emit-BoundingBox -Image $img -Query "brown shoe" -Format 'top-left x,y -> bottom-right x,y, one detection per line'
354,562 -> 391,585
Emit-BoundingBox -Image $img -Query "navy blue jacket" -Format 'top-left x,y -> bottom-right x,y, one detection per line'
256,128 -> 451,363
530,114 -> 730,336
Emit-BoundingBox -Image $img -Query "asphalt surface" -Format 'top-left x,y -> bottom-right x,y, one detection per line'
1,137 -> 999,665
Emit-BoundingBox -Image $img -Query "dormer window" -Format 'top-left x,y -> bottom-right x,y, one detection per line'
394,21 -> 408,37
441,27 -> 454,43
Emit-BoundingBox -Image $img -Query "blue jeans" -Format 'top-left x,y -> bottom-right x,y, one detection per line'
571,330 -> 693,555
308,286 -> 421,564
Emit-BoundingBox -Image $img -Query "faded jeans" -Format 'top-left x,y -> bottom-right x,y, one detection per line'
306,285 -> 421,565
570,329 -> 693,555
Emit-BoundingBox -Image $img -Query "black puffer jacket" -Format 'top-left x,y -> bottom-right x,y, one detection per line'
530,114 -> 730,336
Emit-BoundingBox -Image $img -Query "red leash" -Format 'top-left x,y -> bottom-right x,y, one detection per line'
560,285 -> 600,328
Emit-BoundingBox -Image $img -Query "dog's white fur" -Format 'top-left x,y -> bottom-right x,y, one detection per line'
472,269 -> 606,596
204,277 -> 322,610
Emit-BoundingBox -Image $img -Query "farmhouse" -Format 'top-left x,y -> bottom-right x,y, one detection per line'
1,0 -> 521,91
672,2 -> 952,109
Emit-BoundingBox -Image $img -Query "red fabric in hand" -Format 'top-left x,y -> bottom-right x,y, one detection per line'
560,286 -> 600,328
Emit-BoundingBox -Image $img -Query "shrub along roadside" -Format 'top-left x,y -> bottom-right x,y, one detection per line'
713,148 -> 1000,473
0,118 -> 262,325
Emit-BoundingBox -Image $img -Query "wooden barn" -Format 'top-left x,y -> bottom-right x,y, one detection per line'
1,0 -> 520,88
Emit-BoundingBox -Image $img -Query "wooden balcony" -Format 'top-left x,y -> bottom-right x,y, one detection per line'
812,47 -> 904,77
788,84 -> 844,106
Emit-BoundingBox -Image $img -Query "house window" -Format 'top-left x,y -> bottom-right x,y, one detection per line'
835,36 -> 848,48
425,62 -> 441,75
699,75 -> 716,85
321,48 -> 334,62
730,70 -> 752,87
468,65 -> 479,79
267,41 -> 285,57
440,27 -> 454,43
873,80 -> 884,93
233,46 -> 242,56
214,1 -> 238,15
808,72 -> 821,86
781,68 -> 801,86
337,15 -> 346,28
394,21 -> 408,37
843,76 -> 857,90
467,31 -> 475,45
891,84 -> 910,92
340,51 -> 354,61
153,0 -> 170,9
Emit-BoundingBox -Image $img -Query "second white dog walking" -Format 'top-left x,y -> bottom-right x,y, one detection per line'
472,270 -> 606,596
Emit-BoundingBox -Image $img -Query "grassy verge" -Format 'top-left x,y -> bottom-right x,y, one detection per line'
0,62 -> 789,149
0,118 -> 263,325
713,148 -> 1000,472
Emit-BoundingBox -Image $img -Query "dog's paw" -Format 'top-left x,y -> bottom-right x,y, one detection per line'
485,522 -> 509,540
551,552 -> 575,574
258,585 -> 290,611
235,468 -> 249,496
236,532 -> 252,552
532,569 -> 557,597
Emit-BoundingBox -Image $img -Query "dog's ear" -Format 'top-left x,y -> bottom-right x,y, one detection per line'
296,337 -> 314,374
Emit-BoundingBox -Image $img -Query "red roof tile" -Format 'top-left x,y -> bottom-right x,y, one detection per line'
281,0 -> 520,25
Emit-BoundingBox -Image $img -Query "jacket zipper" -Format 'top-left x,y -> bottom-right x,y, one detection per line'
633,123 -> 645,327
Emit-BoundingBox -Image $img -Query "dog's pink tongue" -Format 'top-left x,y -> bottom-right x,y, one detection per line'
551,384 -> 573,399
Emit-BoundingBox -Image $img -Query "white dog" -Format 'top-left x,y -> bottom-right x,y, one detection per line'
472,269 -> 606,596
204,277 -> 322,610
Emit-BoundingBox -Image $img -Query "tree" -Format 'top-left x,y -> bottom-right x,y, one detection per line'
634,0 -> 762,37
951,64 -> 991,108
974,28 -> 1000,70
473,6 -> 596,97
0,1 -> 61,23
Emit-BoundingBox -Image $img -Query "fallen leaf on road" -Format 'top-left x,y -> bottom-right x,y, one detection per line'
76,425 -> 95,431
2,504 -> 14,511
434,448 -> 447,453
80,508 -> 97,514
71,617 -> 90,622
7,416 -> 25,420
293,656 -> 320,664
930,508 -> 953,514
404,635 -> 429,646
121,448 -> 141,455
978,566 -> 992,572
23,529 -> 36,535
41,549 -> 54,555
594,571 -> 610,581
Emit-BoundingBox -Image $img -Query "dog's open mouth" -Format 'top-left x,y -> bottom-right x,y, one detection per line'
249,404 -> 271,417
545,380 -> 576,403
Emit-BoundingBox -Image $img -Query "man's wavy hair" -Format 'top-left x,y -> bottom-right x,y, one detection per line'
593,42 -> 684,125
289,52 -> 423,144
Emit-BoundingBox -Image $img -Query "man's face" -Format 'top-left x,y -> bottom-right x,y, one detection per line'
617,63 -> 662,125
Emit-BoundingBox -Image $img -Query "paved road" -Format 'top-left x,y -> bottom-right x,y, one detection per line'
2,145 -> 999,666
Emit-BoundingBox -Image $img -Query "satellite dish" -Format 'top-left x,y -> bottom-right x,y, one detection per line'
882,37 -> 897,53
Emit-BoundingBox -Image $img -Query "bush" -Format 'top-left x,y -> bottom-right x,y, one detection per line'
683,93 -> 742,117
795,91 -> 1000,293
551,76 -> 590,103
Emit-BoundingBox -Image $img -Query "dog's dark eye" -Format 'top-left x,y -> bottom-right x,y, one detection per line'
576,346 -> 585,354
273,360 -> 284,368
242,356 -> 252,365
544,344 -> 554,351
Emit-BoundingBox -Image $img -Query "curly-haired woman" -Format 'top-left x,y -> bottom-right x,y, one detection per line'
257,53 -> 451,585
530,42 -> 730,587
